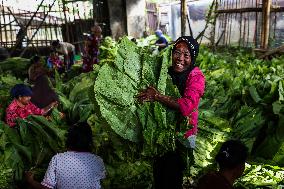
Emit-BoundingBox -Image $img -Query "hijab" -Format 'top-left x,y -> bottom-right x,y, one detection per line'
168,36 -> 199,95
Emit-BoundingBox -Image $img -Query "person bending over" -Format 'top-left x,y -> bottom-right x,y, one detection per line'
51,40 -> 75,71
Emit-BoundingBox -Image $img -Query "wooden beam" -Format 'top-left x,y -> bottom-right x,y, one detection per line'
10,0 -> 45,53
216,7 -> 284,14
216,7 -> 261,13
62,0 -> 70,42
261,0 -> 272,49
186,3 -> 193,37
258,44 -> 284,59
181,0 -> 186,36
20,0 -> 57,57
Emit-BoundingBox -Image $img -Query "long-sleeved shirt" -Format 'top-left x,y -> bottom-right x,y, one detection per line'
6,99 -> 44,127
55,42 -> 75,56
177,67 -> 205,138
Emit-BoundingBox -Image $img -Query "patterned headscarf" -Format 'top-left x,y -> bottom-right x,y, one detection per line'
172,36 -> 199,66
169,36 -> 200,95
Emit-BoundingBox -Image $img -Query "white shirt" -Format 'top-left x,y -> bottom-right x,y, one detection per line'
41,151 -> 106,189
55,42 -> 75,55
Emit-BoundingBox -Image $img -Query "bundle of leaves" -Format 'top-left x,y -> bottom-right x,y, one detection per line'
88,37 -> 182,188
99,36 -> 118,65
93,37 -> 180,156
0,57 -> 31,78
0,115 -> 65,186
190,47 -> 284,187
54,67 -> 100,124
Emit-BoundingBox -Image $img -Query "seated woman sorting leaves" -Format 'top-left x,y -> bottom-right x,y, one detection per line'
26,122 -> 106,189
5,84 -> 57,127
196,140 -> 248,189
137,36 -> 205,189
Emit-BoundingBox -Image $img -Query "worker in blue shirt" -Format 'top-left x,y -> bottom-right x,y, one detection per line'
155,29 -> 168,51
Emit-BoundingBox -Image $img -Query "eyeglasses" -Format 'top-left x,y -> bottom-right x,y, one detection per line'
173,50 -> 191,59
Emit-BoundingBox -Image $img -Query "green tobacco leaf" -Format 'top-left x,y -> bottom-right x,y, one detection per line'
272,101 -> 284,115
254,114 -> 284,163
93,37 -> 177,156
249,86 -> 262,103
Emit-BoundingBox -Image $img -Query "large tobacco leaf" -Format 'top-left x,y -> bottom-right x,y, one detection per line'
0,116 -> 65,182
93,37 -> 179,155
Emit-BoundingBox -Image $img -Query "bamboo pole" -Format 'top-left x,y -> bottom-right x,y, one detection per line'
20,0 -> 56,56
246,1 -> 250,46
273,12 -> 277,40
228,0 -> 233,45
55,19 -> 58,39
10,0 -> 44,53
0,5 -> 2,43
44,6 -> 48,47
254,0 -> 259,47
62,0 -> 70,42
2,4 -> 8,47
224,0 -> 228,45
181,0 -> 186,36
49,15 -> 53,46
186,5 -> 193,37
8,7 -> 13,45
261,0 -> 272,49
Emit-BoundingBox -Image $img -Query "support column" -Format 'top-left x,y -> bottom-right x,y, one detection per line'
181,0 -> 186,36
261,0 -> 271,49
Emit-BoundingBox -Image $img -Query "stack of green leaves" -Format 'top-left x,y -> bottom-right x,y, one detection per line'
93,37 -> 180,157
0,57 -> 31,78
191,47 -> 284,187
0,115 -> 65,186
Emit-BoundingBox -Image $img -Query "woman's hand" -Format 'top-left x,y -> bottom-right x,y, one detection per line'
50,101 -> 58,108
25,171 -> 49,189
25,171 -> 35,184
43,101 -> 58,115
59,112 -> 65,119
137,86 -> 160,103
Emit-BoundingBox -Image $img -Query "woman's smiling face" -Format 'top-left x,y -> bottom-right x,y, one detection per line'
172,41 -> 191,73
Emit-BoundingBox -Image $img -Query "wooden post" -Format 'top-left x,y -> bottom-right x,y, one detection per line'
186,6 -> 193,37
261,0 -> 271,49
2,5 -> 8,47
20,0 -> 56,57
62,0 -> 70,42
181,0 -> 186,36
0,5 -> 2,44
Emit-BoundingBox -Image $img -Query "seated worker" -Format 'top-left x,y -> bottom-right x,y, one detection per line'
31,74 -> 59,109
51,40 -> 75,71
28,55 -> 47,83
5,84 -> 57,127
47,51 -> 64,74
155,29 -> 168,51
196,140 -> 248,189
26,122 -> 106,189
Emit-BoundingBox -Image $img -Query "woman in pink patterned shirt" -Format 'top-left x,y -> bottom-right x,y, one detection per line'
6,84 -> 57,127
138,36 -> 205,189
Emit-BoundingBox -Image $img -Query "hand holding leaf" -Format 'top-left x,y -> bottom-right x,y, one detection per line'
137,86 -> 160,103
25,171 -> 35,184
